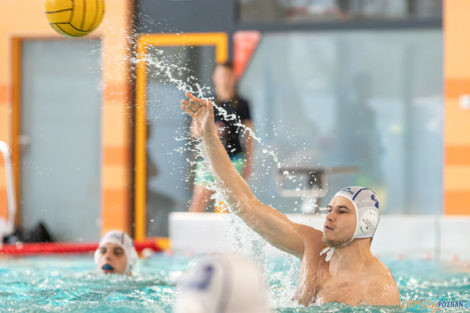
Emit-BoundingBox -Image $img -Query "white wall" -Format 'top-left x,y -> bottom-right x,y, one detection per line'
170,213 -> 470,260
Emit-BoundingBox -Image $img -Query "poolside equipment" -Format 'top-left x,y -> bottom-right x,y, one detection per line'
0,141 -> 16,243
44,0 -> 105,37
277,166 -> 357,213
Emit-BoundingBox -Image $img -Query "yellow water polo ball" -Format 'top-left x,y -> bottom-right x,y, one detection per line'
44,0 -> 105,37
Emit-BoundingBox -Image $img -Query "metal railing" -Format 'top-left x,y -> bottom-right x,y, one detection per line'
0,140 -> 16,240
277,166 -> 357,214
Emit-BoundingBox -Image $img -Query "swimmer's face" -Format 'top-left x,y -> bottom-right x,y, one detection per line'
322,196 -> 356,247
213,65 -> 235,95
97,242 -> 128,275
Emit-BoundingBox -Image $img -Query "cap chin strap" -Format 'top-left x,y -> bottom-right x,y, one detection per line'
320,233 -> 356,262
319,247 -> 335,262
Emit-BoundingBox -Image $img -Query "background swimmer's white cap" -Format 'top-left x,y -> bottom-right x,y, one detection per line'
94,230 -> 138,274
174,254 -> 271,313
334,186 -> 381,240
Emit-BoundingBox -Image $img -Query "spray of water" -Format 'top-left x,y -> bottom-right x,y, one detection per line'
129,40 -> 309,307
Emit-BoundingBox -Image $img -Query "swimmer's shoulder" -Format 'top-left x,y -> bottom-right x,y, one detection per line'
361,258 -> 400,305
370,257 -> 398,281
294,223 -> 327,259
362,276 -> 400,306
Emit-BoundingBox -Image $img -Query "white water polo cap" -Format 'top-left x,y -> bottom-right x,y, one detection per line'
336,186 -> 381,239
174,254 -> 271,313
94,230 -> 138,274
321,186 -> 381,262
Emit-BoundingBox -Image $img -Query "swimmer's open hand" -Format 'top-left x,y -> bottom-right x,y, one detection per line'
181,92 -> 215,139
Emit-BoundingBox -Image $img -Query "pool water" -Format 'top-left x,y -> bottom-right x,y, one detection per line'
0,254 -> 469,312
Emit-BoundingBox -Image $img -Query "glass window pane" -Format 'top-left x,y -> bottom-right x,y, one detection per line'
239,30 -> 443,214
145,45 -> 215,236
238,0 -> 442,23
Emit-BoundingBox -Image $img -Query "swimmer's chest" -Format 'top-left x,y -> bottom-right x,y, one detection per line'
297,266 -> 366,306
315,274 -> 365,305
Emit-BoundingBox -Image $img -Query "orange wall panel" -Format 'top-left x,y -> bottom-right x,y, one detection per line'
444,99 -> 470,145
104,146 -> 130,165
0,106 -> 8,140
444,191 -> 470,215
102,104 -> 130,146
98,0 -> 134,236
444,0 -> 470,215
444,2 -> 470,79
446,146 -> 470,166
102,166 -> 129,190
103,83 -> 131,103
0,0 -> 134,235
444,167 -> 470,190
0,83 -> 8,103
101,188 -> 130,234
446,79 -> 470,98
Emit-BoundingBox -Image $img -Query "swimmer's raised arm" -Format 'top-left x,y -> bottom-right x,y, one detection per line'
181,92 -> 322,258
241,120 -> 254,178
190,119 -> 224,138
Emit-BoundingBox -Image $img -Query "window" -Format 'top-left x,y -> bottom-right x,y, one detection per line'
238,0 -> 441,23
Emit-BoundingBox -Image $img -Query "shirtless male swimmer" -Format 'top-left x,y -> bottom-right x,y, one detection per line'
181,93 -> 400,306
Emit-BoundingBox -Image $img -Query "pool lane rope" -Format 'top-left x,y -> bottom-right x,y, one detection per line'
0,240 -> 161,255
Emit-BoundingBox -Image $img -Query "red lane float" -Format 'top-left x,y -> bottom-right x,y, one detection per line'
0,240 -> 161,255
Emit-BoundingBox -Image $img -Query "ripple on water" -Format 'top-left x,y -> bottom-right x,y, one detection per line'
0,256 -> 469,312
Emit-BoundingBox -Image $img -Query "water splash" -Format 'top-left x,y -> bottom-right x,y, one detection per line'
133,45 -> 324,306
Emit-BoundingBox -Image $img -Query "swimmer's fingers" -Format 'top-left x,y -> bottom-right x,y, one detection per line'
203,99 -> 214,116
181,100 -> 195,118
185,92 -> 199,102
185,92 -> 207,108
184,93 -> 214,121
182,99 -> 198,113
205,99 -> 213,110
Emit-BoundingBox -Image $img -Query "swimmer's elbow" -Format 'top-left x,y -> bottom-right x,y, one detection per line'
232,196 -> 266,220
237,196 -> 260,213
223,193 -> 255,216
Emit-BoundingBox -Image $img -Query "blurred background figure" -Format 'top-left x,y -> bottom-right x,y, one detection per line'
189,62 -> 254,212
174,254 -> 271,313
94,230 -> 138,276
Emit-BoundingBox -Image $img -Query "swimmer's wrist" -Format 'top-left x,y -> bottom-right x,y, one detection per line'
201,128 -> 218,141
